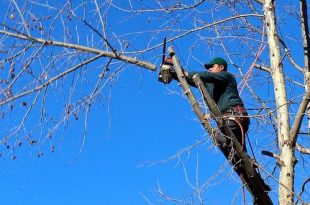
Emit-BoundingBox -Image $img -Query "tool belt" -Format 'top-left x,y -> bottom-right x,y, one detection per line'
223,105 -> 250,128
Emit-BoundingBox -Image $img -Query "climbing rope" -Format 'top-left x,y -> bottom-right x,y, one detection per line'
238,25 -> 266,95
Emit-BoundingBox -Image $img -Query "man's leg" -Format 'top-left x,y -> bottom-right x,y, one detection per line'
226,120 -> 242,144
213,120 -> 244,163
213,120 -> 240,146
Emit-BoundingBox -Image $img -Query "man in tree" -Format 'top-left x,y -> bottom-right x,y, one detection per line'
166,57 -> 250,151
162,53 -> 271,200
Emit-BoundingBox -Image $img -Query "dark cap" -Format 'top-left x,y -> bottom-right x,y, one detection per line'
204,57 -> 228,70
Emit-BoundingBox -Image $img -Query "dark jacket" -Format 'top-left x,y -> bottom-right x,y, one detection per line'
186,71 -> 244,113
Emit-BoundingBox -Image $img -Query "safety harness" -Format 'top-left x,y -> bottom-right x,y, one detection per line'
222,105 -> 250,150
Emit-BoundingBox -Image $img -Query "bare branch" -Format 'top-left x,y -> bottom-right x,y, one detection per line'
126,13 -> 264,54
296,177 -> 310,204
254,64 -> 271,72
157,183 -> 183,204
290,91 -> 310,145
296,143 -> 310,155
110,0 -> 206,13
0,53 -> 103,106
255,162 -> 306,204
0,28 -> 156,71
262,150 -> 280,160
278,38 -> 303,72
12,0 -> 30,35
254,0 -> 265,4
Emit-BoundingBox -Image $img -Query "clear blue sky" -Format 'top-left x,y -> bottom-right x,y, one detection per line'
0,67 -> 244,204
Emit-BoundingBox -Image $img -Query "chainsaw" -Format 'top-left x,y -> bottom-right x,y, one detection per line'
158,37 -> 173,84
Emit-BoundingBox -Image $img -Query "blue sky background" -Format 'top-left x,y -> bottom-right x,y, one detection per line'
0,68 -> 240,204
0,1 -> 309,204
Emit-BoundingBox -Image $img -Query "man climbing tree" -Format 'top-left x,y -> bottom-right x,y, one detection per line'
164,57 -> 250,151
161,51 -> 273,204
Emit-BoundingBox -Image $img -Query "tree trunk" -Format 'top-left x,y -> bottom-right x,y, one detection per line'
264,1 -> 294,204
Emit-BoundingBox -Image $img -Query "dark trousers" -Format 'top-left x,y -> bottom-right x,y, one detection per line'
214,119 -> 249,151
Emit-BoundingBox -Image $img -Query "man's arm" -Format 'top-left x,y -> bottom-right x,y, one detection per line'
187,71 -> 232,84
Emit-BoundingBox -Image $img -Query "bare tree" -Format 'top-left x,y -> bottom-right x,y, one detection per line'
0,0 -> 309,204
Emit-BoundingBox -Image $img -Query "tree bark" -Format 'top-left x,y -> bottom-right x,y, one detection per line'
264,1 -> 294,204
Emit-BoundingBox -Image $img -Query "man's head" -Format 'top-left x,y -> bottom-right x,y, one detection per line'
204,57 -> 228,73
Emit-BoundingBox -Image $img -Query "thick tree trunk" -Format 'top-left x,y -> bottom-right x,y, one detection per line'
264,1 -> 294,204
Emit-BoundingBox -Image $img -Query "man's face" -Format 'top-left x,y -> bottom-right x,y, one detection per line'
208,64 -> 224,73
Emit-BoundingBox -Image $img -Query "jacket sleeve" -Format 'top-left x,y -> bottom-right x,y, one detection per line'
170,69 -> 198,87
185,72 -> 199,87
188,71 -> 232,84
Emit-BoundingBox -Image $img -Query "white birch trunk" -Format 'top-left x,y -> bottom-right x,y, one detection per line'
264,1 -> 294,204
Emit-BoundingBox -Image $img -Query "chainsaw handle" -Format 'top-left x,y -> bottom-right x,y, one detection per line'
161,37 -> 167,65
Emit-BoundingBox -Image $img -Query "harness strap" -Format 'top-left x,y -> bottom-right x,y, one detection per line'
226,116 -> 246,150
224,105 -> 249,150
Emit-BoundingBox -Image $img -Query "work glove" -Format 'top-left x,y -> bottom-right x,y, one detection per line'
164,57 -> 174,66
